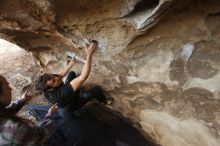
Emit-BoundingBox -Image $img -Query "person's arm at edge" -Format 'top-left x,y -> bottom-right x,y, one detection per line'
5,92 -> 32,115
13,104 -> 57,145
4,99 -> 25,115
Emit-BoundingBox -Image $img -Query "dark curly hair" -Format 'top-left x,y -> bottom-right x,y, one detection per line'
34,73 -> 54,92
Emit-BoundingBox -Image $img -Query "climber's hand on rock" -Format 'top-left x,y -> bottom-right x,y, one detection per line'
91,40 -> 98,46
86,41 -> 97,56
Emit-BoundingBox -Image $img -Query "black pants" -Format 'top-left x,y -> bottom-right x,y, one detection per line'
59,71 -> 105,120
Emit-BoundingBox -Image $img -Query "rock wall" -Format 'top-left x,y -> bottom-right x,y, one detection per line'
0,39 -> 40,99
0,0 -> 220,145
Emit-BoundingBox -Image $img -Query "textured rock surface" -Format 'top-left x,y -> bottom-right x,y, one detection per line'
0,39 -> 47,120
0,0 -> 220,145
0,39 -> 41,100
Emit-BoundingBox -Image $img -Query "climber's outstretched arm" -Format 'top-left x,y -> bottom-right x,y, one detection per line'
70,42 -> 97,91
58,56 -> 76,78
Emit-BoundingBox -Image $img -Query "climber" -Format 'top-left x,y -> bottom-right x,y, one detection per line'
0,75 -> 57,145
34,40 -> 112,120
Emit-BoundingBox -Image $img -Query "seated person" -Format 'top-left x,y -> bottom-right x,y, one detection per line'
34,41 -> 110,120
0,75 -> 57,145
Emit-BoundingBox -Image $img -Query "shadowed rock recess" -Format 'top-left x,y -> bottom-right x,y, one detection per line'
0,0 -> 220,145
